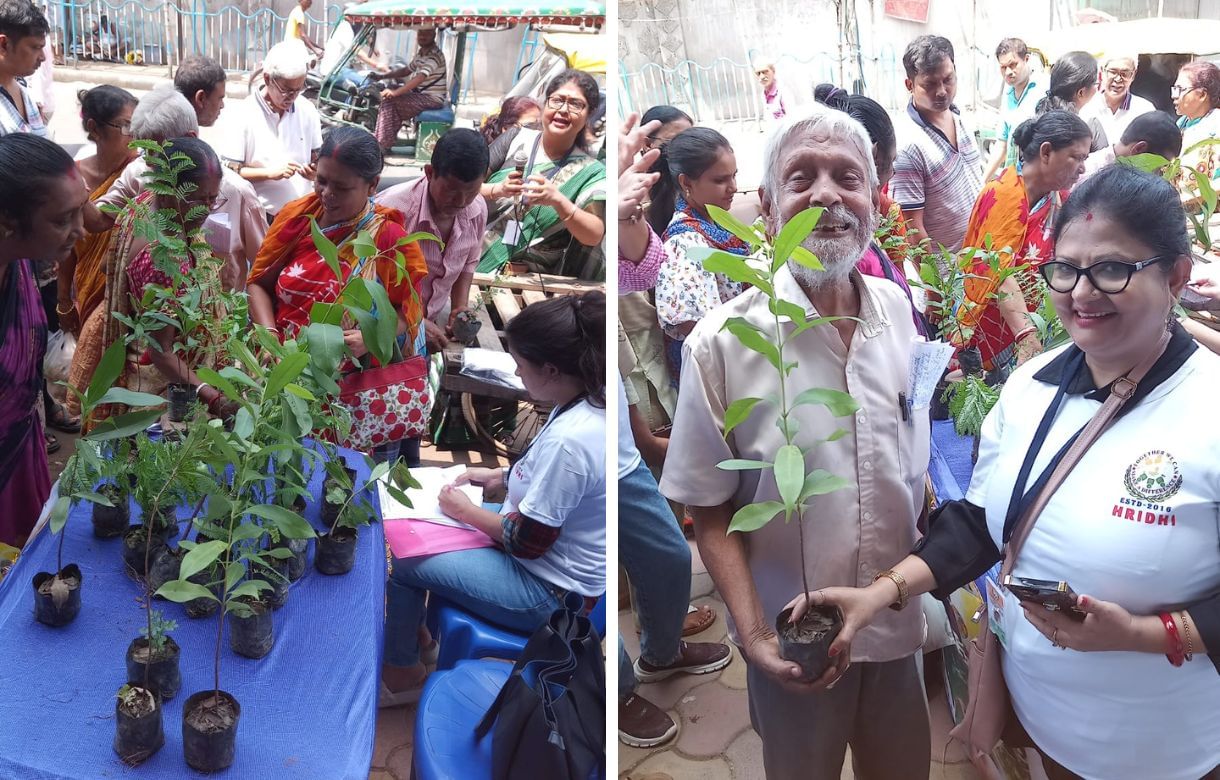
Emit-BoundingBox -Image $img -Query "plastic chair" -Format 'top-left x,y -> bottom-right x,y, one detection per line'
429,594 -> 606,671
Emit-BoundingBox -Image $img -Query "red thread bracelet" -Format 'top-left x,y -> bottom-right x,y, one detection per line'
1160,612 -> 1186,667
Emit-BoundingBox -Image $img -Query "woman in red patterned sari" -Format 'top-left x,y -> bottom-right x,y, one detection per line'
247,126 -> 425,461
959,111 -> 1092,370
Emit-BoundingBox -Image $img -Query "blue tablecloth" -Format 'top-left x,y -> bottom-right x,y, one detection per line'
930,420 -> 974,504
0,450 -> 385,779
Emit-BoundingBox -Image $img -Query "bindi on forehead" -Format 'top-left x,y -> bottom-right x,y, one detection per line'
1086,212 -> 1094,221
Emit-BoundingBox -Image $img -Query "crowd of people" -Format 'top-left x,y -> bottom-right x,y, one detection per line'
0,0 -> 609,702
620,31 -> 1220,780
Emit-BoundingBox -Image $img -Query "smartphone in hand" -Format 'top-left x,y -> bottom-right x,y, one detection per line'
1004,575 -> 1087,622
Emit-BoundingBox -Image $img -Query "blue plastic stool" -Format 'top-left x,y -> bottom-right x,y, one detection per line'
429,594 -> 607,671
412,659 -> 604,780
416,106 -> 455,125
412,659 -> 505,780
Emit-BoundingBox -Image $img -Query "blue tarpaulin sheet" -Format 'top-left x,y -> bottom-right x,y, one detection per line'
0,450 -> 385,779
930,419 -> 974,503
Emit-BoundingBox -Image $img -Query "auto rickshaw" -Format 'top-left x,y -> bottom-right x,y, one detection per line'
312,0 -> 605,161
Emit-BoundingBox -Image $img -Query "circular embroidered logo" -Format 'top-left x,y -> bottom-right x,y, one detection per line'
1124,450 -> 1183,502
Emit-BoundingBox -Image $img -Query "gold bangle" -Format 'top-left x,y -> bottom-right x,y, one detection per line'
55,302 -> 74,316
873,569 -> 909,611
561,204 -> 579,222
1180,611 -> 1195,661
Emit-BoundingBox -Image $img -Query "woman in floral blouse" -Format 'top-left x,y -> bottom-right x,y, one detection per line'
654,127 -> 748,384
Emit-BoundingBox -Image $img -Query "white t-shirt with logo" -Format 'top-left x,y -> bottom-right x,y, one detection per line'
968,345 -> 1220,780
505,397 -> 606,597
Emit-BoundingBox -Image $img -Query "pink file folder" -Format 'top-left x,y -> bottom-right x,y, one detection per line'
383,518 -> 496,559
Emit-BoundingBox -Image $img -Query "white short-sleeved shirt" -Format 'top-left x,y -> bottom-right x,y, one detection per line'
221,91 -> 323,215
1081,91 -> 1155,148
319,21 -> 354,76
504,398 -> 606,597
968,344 -> 1220,780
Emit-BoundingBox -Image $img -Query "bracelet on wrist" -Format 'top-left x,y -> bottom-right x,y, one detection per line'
55,302 -> 75,316
1160,611 -> 1186,666
1179,610 -> 1195,661
561,204 -> 579,222
1013,325 -> 1039,343
873,569 -> 909,611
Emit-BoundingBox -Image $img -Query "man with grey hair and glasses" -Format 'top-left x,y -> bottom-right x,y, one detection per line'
660,103 -> 932,778
1082,53 -> 1154,144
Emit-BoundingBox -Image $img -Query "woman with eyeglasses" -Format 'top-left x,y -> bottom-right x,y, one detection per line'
789,163 -> 1220,780
478,69 -> 607,280
220,41 -> 323,218
1173,61 -> 1220,182
55,86 -> 138,428
90,138 -> 238,427
956,111 -> 1093,372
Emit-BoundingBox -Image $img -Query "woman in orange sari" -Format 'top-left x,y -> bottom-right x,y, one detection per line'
60,85 -> 137,420
959,111 -> 1092,370
248,126 -> 426,463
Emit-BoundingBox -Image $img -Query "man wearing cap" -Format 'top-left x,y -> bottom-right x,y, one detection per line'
369,26 -> 447,153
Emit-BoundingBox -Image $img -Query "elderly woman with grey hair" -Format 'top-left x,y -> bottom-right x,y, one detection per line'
220,40 -> 323,217
659,101 -> 933,779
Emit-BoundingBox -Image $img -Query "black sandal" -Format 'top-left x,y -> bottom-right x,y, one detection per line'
45,432 -> 60,454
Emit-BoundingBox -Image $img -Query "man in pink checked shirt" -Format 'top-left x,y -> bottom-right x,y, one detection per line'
376,128 -> 488,352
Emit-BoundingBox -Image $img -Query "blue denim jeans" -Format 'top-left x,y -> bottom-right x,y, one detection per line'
617,462 -> 690,698
370,437 -> 420,467
384,547 -> 561,666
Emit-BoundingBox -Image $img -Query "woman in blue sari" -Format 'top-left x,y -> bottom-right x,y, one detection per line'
0,135 -> 87,546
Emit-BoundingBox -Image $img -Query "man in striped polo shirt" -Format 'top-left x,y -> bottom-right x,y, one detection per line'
370,26 -> 448,153
891,35 -> 983,255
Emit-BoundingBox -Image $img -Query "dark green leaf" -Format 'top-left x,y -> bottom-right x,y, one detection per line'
85,339 -> 129,410
773,207 -> 823,267
179,540 -> 226,582
726,500 -> 784,534
723,396 -> 764,438
85,408 -> 164,441
310,217 -> 342,281
195,367 -> 241,402
265,353 -> 309,400
76,490 -> 114,507
246,504 -> 316,539
95,388 -> 167,408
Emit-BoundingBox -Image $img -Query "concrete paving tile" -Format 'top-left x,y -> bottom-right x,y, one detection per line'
639,668 -> 722,711
624,751 -> 733,780
372,705 -> 412,767
690,571 -> 715,599
384,743 -> 414,780
724,727 -> 765,780
674,679 -> 754,758
717,644 -> 748,690
618,740 -> 660,776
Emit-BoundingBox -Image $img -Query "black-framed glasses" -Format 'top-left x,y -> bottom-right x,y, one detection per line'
1039,256 -> 1169,294
1171,84 -> 1201,99
1103,67 -> 1134,81
104,120 -> 132,134
269,76 -> 304,98
545,96 -> 587,113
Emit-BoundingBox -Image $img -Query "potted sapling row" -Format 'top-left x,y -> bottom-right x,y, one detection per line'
113,683 -> 164,766
314,459 -> 414,576
126,608 -> 181,701
37,340 -> 166,627
690,205 -> 862,682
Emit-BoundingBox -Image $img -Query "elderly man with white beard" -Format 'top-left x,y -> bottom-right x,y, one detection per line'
659,103 -> 932,780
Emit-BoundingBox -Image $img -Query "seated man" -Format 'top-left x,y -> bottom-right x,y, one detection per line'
376,128 -> 487,353
1078,110 -> 1183,185
369,26 -> 446,153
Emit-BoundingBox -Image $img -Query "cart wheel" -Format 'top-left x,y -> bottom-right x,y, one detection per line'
460,393 -> 551,459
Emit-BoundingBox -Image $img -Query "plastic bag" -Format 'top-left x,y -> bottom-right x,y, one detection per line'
43,330 -> 76,405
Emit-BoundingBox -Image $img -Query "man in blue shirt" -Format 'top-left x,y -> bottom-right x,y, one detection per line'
983,37 -> 1046,181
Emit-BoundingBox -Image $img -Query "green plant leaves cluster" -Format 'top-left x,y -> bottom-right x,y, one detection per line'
687,205 -> 860,539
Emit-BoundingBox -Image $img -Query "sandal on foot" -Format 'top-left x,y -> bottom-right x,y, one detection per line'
682,604 -> 716,636
45,432 -> 60,454
47,403 -> 80,433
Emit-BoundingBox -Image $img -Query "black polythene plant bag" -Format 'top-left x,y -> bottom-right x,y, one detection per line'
475,592 -> 606,780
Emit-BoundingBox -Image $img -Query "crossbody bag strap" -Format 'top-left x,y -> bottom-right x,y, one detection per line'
1000,328 -> 1171,578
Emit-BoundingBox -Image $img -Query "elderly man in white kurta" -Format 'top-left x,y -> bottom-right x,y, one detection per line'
659,104 -> 933,780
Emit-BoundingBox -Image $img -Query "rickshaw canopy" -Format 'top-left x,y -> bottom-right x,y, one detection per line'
542,31 -> 606,73
1029,17 -> 1220,63
345,0 -> 605,29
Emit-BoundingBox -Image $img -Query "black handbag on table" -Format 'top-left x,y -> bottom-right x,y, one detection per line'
475,593 -> 606,780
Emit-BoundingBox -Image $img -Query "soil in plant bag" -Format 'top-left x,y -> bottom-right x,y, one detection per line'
122,527 -> 168,579
452,309 -> 481,345
314,528 -> 357,575
127,636 -> 182,700
229,598 -> 274,659
32,565 -> 82,627
166,383 -> 195,422
114,686 -> 164,766
183,690 -> 240,773
92,485 -> 130,538
776,605 -> 843,682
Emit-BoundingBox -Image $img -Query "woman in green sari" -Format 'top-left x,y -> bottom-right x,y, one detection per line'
479,69 -> 606,280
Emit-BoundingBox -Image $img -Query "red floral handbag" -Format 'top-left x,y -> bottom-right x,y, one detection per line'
335,353 -> 431,451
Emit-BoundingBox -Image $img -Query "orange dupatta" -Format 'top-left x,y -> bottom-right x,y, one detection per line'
958,167 -> 1036,331
249,193 -> 426,343
72,160 -> 132,318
